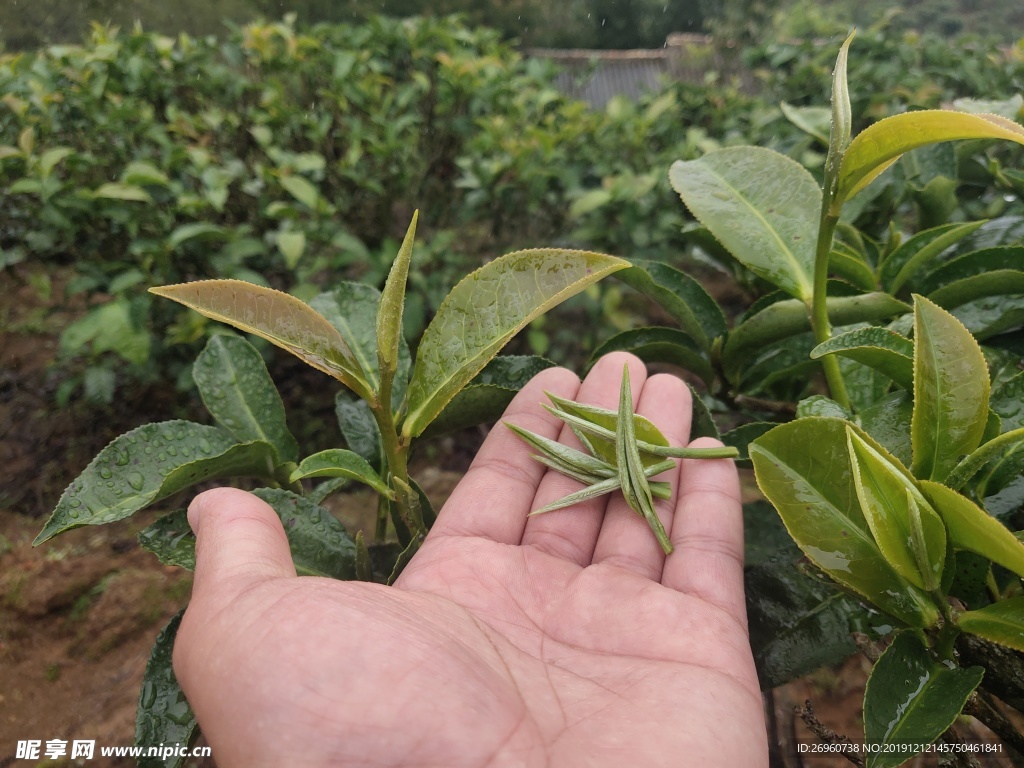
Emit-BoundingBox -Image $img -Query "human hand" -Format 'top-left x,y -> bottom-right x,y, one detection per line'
173,352 -> 769,767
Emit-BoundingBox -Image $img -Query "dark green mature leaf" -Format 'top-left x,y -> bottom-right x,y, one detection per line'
193,334 -> 299,464
911,295 -> 990,482
811,327 -> 914,391
829,243 -> 876,292
588,327 -> 712,385
920,480 -> 1024,579
992,371 -> 1024,431
722,293 -> 910,381
688,386 -> 720,441
403,249 -> 628,437
917,246 -> 1024,294
137,491 -> 359,579
722,423 -> 776,467
958,597 -> 1024,651
335,394 -> 383,470
135,611 -> 198,768
878,221 -> 986,294
290,449 -> 392,496
670,147 -> 819,301
137,510 -> 195,570
846,429 -> 945,591
615,259 -> 726,349
863,631 -> 983,768
746,556 -> 865,689
252,489 -> 357,579
750,418 -> 938,627
928,271 -> 1024,340
945,427 -> 1024,492
35,422 -> 281,544
422,356 -> 556,437
377,212 -> 417,385
151,281 -> 372,401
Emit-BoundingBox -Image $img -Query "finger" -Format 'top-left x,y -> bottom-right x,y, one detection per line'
590,373 -> 692,580
427,365 -> 582,544
660,438 -> 747,625
185,487 -> 296,609
521,352 -> 648,565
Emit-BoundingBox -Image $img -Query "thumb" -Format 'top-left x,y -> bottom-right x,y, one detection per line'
187,487 -> 297,603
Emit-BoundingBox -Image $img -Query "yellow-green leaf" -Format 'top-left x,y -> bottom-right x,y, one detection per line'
377,212 -> 417,386
957,597 -> 1024,652
836,110 -> 1024,209
150,280 -> 372,400
911,295 -> 990,482
402,249 -> 628,437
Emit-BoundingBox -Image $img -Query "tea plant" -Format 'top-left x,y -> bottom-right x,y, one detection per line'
629,33 -> 1024,761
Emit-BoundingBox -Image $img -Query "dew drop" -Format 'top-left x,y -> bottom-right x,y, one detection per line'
166,446 -> 178,457
69,498 -> 82,508
198,438 -> 213,454
99,466 -> 113,479
127,472 -> 145,490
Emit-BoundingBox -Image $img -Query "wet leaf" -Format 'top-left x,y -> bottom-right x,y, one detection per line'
797,395 -> 851,420
928,271 -> 1024,340
862,631 -> 983,768
335,393 -> 383,469
193,334 -> 299,464
252,488 -> 357,579
377,212 -> 417,386
290,449 -> 392,497
917,246 -> 1024,294
837,110 -> 1024,208
35,422 -> 279,544
846,429 -> 945,591
919,480 -> 1024,579
615,259 -> 726,348
958,597 -> 1024,652
878,221 -> 986,294
403,249 -> 627,437
670,147 -> 819,301
750,418 -> 939,627
137,510 -> 195,570
911,295 -> 990,482
722,422 -> 776,466
811,327 -> 914,390
587,327 -> 712,385
151,280 -> 372,401
135,611 -> 198,768
829,243 -> 877,292
992,371 -> 1024,431
857,391 -> 913,467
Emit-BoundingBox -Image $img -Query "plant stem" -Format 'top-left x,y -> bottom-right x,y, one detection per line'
372,396 -> 424,547
811,211 -> 851,411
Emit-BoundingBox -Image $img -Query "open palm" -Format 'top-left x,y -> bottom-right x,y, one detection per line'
173,353 -> 768,767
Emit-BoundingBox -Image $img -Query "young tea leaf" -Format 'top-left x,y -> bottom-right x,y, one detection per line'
137,510 -> 195,570
402,249 -> 628,437
377,212 -> 418,388
289,449 -> 393,497
811,327 -> 914,391
862,631 -> 983,768
957,597 -> 1024,652
193,334 -> 299,464
150,280 -> 373,401
911,295 -> 990,482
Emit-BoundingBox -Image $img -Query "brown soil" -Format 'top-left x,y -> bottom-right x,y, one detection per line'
1,264 -> 1020,767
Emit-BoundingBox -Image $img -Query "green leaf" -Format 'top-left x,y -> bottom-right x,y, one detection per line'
137,510 -> 195,570
276,230 -> 306,270
251,488 -> 358,579
135,611 -> 198,768
193,335 -> 299,464
34,422 -> 280,544
823,31 -> 854,201
94,182 -> 152,203
917,246 -> 1024,295
879,221 -> 986,294
919,480 -> 1024,580
403,249 -> 628,437
122,161 -> 170,187
377,212 -> 417,386
991,370 -> 1024,431
846,428 -> 945,591
587,327 -> 712,385
797,395 -> 852,420
750,418 -> 939,627
858,391 -> 914,467
670,147 -> 820,300
289,449 -> 392,497
837,110 -> 1024,208
422,356 -> 556,438
545,391 -> 669,466
829,242 -> 877,292
863,631 -> 983,768
167,222 -> 228,251
721,422 -> 776,466
780,102 -> 831,145
811,327 -> 914,390
335,394 -> 383,469
150,280 -> 373,401
944,427 -> 1024,491
958,597 -> 1024,652
615,259 -> 726,349
507,423 -> 614,483
911,295 -> 990,482
280,174 -> 321,210
927,270 -> 1024,340
722,293 -> 910,381
39,147 -> 73,176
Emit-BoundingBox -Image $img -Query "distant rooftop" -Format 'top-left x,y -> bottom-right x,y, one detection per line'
525,34 -> 753,109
